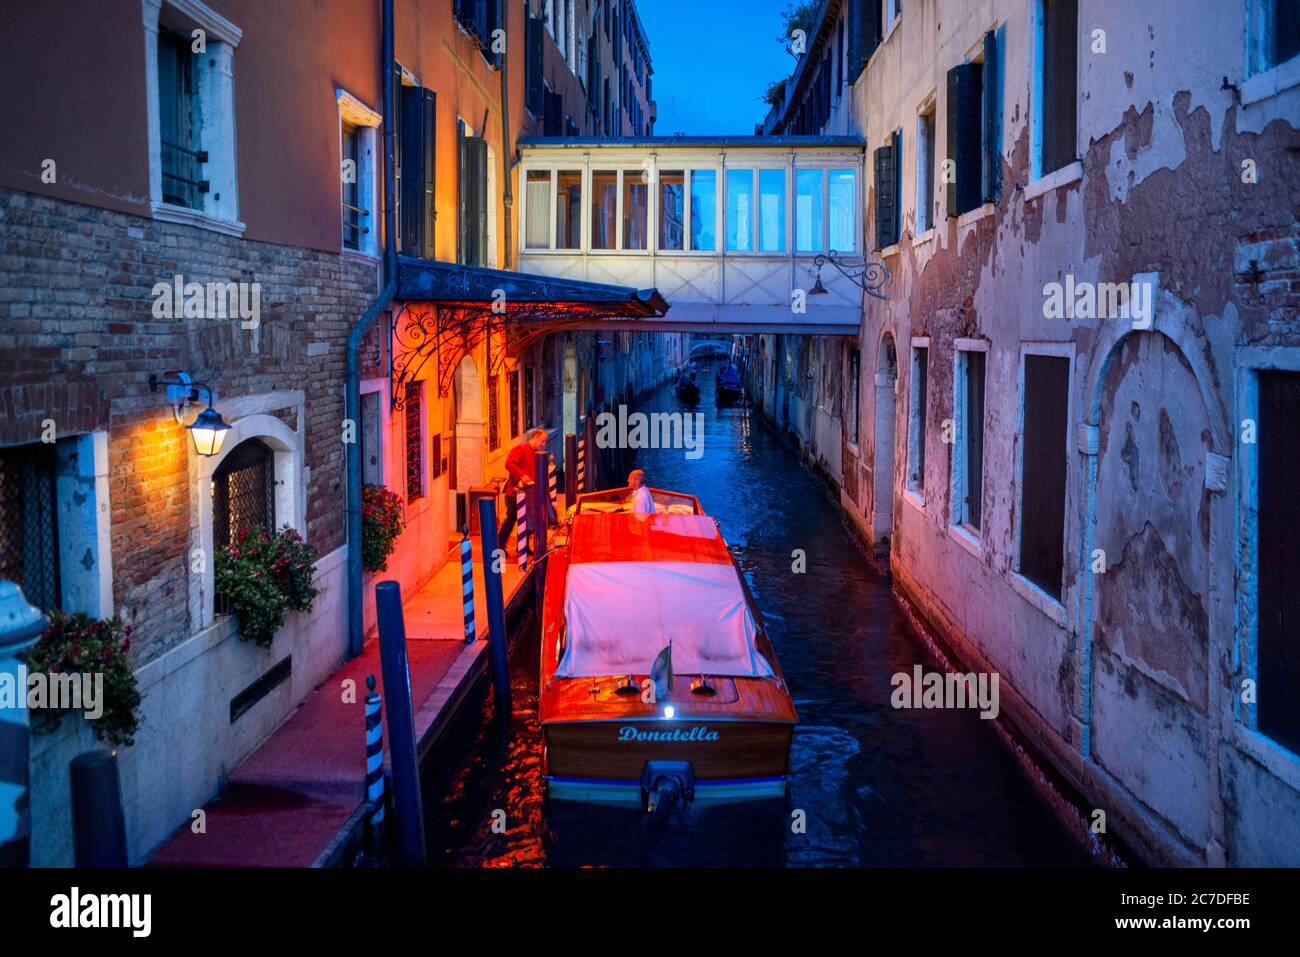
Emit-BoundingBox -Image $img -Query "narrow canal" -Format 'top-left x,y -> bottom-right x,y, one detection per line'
424,372 -> 1095,867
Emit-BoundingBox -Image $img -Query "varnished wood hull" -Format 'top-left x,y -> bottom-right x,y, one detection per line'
539,505 -> 796,805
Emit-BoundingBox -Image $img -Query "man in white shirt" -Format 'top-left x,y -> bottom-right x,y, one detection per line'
628,469 -> 655,514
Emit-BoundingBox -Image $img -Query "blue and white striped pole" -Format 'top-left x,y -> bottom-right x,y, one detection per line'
460,527 -> 475,643
364,674 -> 385,843
576,417 -> 587,494
516,489 -> 530,570
547,455 -> 558,521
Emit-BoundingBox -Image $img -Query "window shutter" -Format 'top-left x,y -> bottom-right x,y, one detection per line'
458,130 -> 474,265
946,62 -> 982,217
526,14 -> 544,116
873,141 -> 895,250
849,0 -> 882,81
393,64 -> 405,251
473,136 -> 489,265
1019,355 -> 1070,598
400,85 -> 427,254
419,88 -> 436,259
982,29 -> 1000,202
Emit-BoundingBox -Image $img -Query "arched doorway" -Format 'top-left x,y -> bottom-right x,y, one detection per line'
873,333 -> 897,541
1088,330 -> 1213,849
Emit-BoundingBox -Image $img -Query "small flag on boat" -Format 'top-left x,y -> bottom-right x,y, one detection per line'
650,641 -> 673,701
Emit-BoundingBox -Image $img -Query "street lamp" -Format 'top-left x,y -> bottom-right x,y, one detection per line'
808,251 -> 891,300
149,372 -> 231,457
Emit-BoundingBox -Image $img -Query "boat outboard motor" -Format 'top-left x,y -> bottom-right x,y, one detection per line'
641,760 -> 695,823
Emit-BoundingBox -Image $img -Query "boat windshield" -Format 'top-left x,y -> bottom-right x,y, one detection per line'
555,512 -> 774,680
574,486 -> 700,516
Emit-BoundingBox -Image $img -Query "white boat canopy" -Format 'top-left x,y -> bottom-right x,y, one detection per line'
555,513 -> 775,679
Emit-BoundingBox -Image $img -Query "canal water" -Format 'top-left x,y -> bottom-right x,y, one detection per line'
424,372 -> 1095,867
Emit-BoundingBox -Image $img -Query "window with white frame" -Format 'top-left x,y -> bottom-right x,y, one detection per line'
1016,349 -> 1071,600
916,104 -> 936,233
145,0 -> 242,232
1250,0 -> 1300,74
885,0 -> 903,33
951,340 -> 987,533
1033,0 -> 1078,180
907,342 -> 929,494
338,91 -> 381,257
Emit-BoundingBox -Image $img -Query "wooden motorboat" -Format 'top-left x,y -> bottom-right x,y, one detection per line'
540,487 -> 796,815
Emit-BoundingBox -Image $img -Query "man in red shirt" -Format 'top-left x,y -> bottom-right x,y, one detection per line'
498,428 -> 548,548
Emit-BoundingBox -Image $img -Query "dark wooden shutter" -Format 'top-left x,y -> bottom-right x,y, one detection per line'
544,89 -> 564,136
417,89 -> 436,258
873,140 -> 896,250
472,135 -> 488,264
400,85 -> 428,255
982,29 -> 1000,203
965,350 -> 986,529
1019,355 -> 1069,597
526,14 -> 544,116
1042,0 -> 1078,175
1259,371 -> 1300,754
849,0 -> 882,82
915,347 -> 928,487
946,62 -> 982,217
458,130 -> 475,265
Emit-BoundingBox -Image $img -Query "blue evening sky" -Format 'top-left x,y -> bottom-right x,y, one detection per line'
637,0 -> 798,135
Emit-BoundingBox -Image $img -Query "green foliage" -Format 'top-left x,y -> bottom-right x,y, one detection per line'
27,611 -> 142,747
778,0 -> 820,56
361,483 -> 405,573
215,524 -> 320,647
763,77 -> 788,107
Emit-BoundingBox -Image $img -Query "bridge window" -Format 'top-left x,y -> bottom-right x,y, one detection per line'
591,170 -> 618,248
525,170 -> 551,249
795,169 -> 824,252
758,169 -> 786,252
828,168 -> 858,252
557,170 -> 582,248
623,172 -> 648,250
659,169 -> 685,250
690,170 -> 717,251
726,169 -> 755,251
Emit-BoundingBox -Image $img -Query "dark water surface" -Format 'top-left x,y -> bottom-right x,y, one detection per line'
424,375 -> 1094,867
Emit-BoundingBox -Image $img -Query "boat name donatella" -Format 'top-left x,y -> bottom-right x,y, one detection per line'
618,725 -> 720,742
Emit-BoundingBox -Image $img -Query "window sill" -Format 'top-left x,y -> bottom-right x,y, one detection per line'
1241,52 -> 1300,106
1024,161 -> 1083,202
1227,722 -> 1300,792
903,487 -> 925,512
341,248 -> 381,268
956,203 -> 995,228
1007,571 -> 1066,627
912,228 -> 936,248
878,242 -> 902,258
947,522 -> 982,559
152,202 -> 246,237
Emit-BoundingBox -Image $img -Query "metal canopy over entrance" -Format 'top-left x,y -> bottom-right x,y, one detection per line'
391,256 -> 669,407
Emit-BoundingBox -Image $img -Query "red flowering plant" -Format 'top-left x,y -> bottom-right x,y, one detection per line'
361,483 -> 405,573
214,524 -> 320,647
26,611 -> 141,747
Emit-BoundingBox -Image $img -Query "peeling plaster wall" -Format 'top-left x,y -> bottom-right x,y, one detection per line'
836,0 -> 1300,865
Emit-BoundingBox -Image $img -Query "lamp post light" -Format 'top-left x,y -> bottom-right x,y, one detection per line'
149,372 -> 231,457
808,251 -> 891,300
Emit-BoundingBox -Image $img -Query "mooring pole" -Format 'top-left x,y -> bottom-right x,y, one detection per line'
564,433 -> 578,508
374,580 -> 427,867
69,749 -> 128,867
363,674 -> 386,857
477,497 -> 512,723
532,451 -> 551,595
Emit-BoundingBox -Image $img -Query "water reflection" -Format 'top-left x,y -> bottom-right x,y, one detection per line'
424,372 -> 1094,868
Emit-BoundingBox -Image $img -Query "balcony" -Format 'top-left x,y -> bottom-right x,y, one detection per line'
517,136 -> 868,334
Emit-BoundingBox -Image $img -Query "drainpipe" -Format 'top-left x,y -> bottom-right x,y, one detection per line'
499,0 -> 513,269
345,0 -> 398,659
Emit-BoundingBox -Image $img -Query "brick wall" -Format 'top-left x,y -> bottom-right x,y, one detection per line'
0,186 -> 380,665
